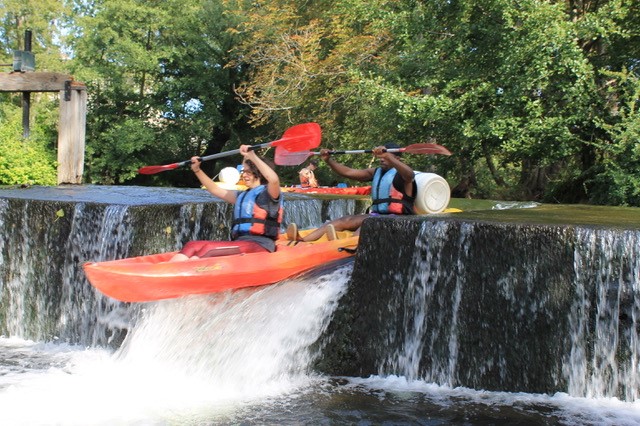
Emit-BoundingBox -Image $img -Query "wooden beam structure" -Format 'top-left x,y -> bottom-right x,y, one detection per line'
0,72 -> 73,92
0,72 -> 87,185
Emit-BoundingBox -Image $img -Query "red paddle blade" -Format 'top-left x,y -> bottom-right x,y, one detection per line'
138,163 -> 181,175
270,122 -> 322,152
403,143 -> 452,156
274,148 -> 315,166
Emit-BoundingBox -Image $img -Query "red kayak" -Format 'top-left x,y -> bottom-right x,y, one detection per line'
284,186 -> 372,195
83,229 -> 358,303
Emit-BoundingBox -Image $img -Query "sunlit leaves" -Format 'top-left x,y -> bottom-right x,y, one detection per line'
0,106 -> 57,186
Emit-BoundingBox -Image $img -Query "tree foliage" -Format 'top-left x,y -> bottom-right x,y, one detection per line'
65,0 -> 250,185
228,0 -> 640,204
0,104 -> 57,186
0,0 -> 638,205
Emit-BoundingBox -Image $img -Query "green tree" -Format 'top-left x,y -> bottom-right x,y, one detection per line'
0,0 -> 70,70
0,0 -> 69,186
68,0 -> 249,185
1,0 -> 638,203
229,0 -> 640,204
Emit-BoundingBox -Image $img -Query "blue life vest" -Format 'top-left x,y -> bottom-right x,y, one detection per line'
371,168 -> 415,214
232,185 -> 283,239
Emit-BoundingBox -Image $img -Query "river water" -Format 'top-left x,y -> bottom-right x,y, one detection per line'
1,263 -> 640,425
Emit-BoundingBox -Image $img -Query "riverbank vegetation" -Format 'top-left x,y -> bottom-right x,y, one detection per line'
1,0 -> 638,205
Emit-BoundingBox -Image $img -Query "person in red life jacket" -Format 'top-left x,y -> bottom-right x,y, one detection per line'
171,145 -> 283,261
298,159 -> 319,188
287,142 -> 416,242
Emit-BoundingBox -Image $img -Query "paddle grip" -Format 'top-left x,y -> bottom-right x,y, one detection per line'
198,144 -> 267,164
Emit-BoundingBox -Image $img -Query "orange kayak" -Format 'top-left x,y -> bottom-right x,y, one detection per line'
83,230 -> 359,303
284,186 -> 372,195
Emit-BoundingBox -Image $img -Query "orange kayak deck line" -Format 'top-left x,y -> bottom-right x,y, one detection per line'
83,230 -> 359,303
283,186 -> 372,195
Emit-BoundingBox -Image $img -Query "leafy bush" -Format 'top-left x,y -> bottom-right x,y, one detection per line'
0,106 -> 57,186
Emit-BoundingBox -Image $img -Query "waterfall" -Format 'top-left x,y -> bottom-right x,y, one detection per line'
3,186 -> 640,401
380,221 -> 466,385
113,267 -> 351,392
567,228 -> 640,401
57,204 -> 134,346
0,266 -> 355,426
0,191 -> 363,348
320,217 -> 640,401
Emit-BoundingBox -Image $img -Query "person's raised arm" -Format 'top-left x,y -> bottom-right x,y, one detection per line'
320,148 -> 374,182
190,157 -> 237,204
241,145 -> 281,199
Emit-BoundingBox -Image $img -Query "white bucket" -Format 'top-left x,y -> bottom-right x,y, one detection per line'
219,167 -> 240,185
414,172 -> 451,214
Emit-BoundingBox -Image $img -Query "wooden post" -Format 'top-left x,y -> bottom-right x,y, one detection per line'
58,83 -> 87,184
22,30 -> 32,139
0,72 -> 87,185
22,91 -> 30,138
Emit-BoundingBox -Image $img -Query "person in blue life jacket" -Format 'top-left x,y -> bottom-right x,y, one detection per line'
171,145 -> 283,261
287,142 -> 416,242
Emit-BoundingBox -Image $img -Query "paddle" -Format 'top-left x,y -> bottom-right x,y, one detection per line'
138,122 -> 322,175
274,142 -> 452,166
